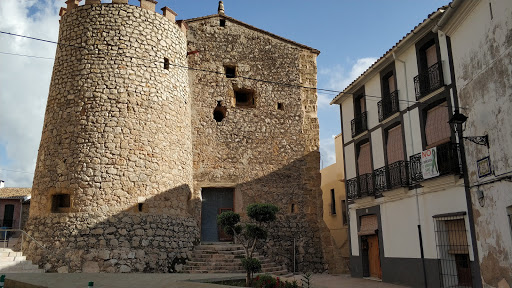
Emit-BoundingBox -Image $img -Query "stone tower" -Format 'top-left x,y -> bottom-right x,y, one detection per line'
26,0 -> 198,272
25,0 -> 337,273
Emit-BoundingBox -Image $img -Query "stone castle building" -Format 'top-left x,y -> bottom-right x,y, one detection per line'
25,0 -> 336,273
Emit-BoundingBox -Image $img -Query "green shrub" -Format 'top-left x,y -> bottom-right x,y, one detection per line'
241,257 -> 261,274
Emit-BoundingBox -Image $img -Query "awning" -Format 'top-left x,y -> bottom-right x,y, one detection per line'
358,215 -> 378,236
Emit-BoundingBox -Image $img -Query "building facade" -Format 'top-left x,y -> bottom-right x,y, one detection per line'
332,6 -> 481,287
24,0 -> 334,273
0,185 -> 31,231
320,134 -> 349,273
435,1 -> 512,287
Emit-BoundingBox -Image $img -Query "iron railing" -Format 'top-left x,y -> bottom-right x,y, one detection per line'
378,90 -> 399,122
348,143 -> 462,200
351,111 -> 368,137
414,61 -> 444,100
374,161 -> 409,193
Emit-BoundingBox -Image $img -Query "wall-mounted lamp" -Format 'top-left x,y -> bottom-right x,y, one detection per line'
448,110 -> 490,148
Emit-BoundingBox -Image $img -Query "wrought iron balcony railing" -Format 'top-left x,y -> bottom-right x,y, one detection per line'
378,90 -> 399,122
347,143 -> 462,201
374,160 -> 410,193
414,61 -> 444,100
346,173 -> 375,201
409,142 -> 462,184
351,111 -> 368,137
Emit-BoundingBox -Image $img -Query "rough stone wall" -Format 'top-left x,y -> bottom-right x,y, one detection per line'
450,1 -> 512,286
21,203 -> 30,230
26,3 -> 198,272
186,16 -> 332,272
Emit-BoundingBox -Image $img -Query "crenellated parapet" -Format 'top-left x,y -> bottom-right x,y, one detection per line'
59,0 -> 183,27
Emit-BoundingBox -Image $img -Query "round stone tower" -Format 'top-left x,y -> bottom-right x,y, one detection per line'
26,0 -> 198,273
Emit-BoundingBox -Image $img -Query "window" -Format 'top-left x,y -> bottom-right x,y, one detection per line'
386,125 -> 404,164
277,102 -> 284,110
224,66 -> 235,78
425,102 -> 451,148
378,68 -> 399,122
330,189 -> 336,215
357,142 -> 372,176
414,35 -> 443,99
163,58 -> 169,70
291,203 -> 295,213
341,200 -> 348,226
52,194 -> 70,213
351,87 -> 368,137
220,19 -> 226,27
234,89 -> 255,107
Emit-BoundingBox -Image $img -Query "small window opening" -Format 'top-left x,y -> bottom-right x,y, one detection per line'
277,103 -> 284,110
235,89 -> 255,107
330,189 -> 336,215
52,194 -> 70,213
225,66 -> 236,78
220,19 -> 226,27
164,58 -> 169,70
138,203 -> 144,212
291,203 -> 295,213
213,101 -> 227,122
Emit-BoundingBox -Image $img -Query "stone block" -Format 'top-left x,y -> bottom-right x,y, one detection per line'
82,261 -> 100,273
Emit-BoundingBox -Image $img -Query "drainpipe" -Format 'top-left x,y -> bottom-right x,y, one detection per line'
19,199 -> 22,230
393,52 -> 428,288
432,0 -> 463,33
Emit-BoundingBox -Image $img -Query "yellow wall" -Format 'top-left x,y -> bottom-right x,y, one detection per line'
320,134 -> 349,257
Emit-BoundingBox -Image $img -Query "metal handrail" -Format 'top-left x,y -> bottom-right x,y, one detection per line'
0,228 -> 47,251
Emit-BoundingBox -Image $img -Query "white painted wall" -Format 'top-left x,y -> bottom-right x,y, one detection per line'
371,129 -> 384,169
344,143 -> 356,179
365,75 -> 381,130
350,208 -> 359,256
341,97 -> 354,144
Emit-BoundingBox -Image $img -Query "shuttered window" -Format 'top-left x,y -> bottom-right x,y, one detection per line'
387,125 -> 404,164
446,219 -> 469,254
426,44 -> 438,67
358,142 -> 372,175
425,103 -> 451,148
388,74 -> 396,93
358,214 -> 378,236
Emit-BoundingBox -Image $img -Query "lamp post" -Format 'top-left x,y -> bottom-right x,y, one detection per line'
448,109 -> 484,288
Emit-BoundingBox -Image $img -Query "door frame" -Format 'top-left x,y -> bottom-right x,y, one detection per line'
200,187 -> 235,242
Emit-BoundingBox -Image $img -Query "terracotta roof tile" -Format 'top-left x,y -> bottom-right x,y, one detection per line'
0,188 -> 31,199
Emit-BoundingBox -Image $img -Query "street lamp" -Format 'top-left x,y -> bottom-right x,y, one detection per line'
448,110 -> 489,148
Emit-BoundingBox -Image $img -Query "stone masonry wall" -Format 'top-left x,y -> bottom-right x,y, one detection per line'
26,3 -> 198,272
186,15 -> 333,272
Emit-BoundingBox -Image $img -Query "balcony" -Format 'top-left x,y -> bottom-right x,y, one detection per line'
346,173 -> 375,201
414,61 -> 444,100
351,111 -> 368,138
374,160 -> 409,193
347,143 -> 462,201
378,90 -> 399,122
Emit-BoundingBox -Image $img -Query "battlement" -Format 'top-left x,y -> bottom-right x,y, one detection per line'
60,0 -> 182,29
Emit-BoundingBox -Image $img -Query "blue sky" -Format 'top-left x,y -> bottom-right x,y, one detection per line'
0,0 -> 447,186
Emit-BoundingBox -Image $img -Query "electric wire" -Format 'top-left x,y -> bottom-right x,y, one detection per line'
0,168 -> 34,174
0,30 -> 462,108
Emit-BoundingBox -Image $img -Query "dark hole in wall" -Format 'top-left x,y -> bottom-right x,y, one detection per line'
164,58 -> 169,70
277,103 -> 284,110
138,203 -> 144,212
291,203 -> 295,213
51,194 -> 70,213
225,66 -> 236,78
235,89 -> 255,107
220,19 -> 226,27
213,101 -> 227,122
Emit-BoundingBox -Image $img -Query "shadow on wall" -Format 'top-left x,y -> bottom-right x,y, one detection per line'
23,151 -> 335,273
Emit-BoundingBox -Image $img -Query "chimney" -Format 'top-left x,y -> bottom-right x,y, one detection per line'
218,1 -> 225,15
0,180 -> 4,188
65,0 -> 81,11
161,7 -> 178,22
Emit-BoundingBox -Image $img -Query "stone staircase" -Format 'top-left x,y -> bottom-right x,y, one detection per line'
184,244 -> 289,275
0,247 -> 44,273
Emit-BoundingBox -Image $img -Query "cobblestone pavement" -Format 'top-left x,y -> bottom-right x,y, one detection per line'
4,273 -> 410,288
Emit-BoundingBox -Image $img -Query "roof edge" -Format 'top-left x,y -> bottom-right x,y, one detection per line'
184,14 -> 320,55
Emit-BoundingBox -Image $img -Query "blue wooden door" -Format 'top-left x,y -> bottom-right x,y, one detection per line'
201,188 -> 234,242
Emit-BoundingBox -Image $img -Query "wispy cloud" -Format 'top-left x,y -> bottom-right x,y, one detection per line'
0,0 -> 60,187
320,135 -> 337,169
317,57 -> 377,109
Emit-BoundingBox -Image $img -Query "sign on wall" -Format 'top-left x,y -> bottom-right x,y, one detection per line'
422,147 -> 439,179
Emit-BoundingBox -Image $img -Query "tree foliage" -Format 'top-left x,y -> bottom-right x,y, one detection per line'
217,203 -> 279,287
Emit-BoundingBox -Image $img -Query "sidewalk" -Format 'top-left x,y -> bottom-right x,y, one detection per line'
3,273 -> 410,288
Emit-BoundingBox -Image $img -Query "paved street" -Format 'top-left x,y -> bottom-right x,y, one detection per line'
4,273 -> 409,288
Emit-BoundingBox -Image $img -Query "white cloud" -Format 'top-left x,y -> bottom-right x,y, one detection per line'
317,57 -> 377,109
0,0 -> 60,187
320,135 -> 337,169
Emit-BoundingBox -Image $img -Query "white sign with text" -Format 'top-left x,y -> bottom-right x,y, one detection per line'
421,147 -> 439,179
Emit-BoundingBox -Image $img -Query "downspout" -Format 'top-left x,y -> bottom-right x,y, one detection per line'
393,52 -> 428,288
432,0 -> 464,33
19,199 -> 23,230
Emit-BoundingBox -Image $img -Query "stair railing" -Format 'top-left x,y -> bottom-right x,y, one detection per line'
0,228 -> 47,252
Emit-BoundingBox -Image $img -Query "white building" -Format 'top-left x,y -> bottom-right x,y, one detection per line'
435,0 -> 512,287
331,5 -> 481,287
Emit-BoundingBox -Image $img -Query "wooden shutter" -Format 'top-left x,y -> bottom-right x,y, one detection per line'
387,125 -> 404,164
388,74 -> 396,93
447,219 -> 469,254
358,214 -> 378,235
360,97 -> 366,113
426,44 -> 438,68
425,103 -> 451,148
358,143 -> 372,175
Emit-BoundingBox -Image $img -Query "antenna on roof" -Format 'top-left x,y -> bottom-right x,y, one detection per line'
218,1 -> 225,15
